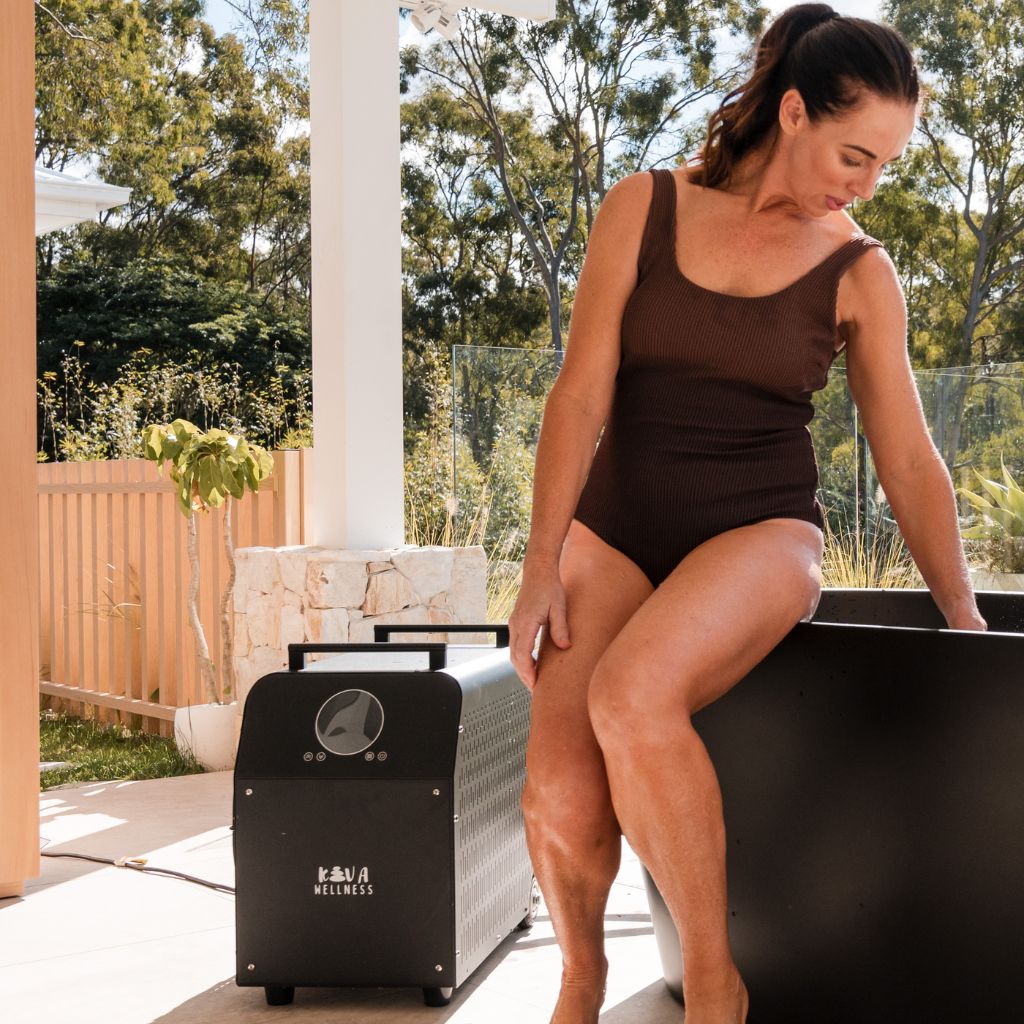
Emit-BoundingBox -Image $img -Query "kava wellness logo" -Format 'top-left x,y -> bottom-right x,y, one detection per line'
314,865 -> 375,896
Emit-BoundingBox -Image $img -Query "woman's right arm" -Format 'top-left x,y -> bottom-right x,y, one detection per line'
509,171 -> 653,688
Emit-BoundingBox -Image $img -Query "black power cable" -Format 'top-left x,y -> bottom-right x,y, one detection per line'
40,850 -> 235,895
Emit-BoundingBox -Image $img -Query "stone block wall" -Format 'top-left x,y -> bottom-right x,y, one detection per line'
231,544 -> 488,707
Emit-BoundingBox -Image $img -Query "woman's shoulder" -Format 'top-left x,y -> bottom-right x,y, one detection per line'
605,170 -> 656,205
587,173 -> 657,265
835,223 -> 900,324
609,165 -> 707,208
595,172 -> 658,239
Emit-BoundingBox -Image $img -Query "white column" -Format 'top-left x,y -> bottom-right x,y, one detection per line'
310,0 -> 405,549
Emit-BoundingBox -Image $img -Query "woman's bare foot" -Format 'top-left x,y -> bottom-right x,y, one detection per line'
682,967 -> 748,1023
549,957 -> 608,1024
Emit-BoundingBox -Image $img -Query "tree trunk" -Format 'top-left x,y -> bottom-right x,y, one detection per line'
220,496 -> 237,702
186,510 -> 219,704
939,370 -> 973,472
548,275 -> 564,365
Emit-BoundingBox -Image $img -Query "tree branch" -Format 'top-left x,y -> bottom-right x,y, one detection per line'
34,2 -> 99,45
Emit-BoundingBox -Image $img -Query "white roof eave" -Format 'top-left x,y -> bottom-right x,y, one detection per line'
35,167 -> 132,236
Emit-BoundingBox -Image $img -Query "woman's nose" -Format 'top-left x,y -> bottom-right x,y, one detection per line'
853,167 -> 885,203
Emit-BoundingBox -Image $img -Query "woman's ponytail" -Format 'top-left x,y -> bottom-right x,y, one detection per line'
686,4 -> 918,189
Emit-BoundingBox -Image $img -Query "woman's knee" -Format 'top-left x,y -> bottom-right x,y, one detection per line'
587,655 -> 693,752
521,754 -> 616,838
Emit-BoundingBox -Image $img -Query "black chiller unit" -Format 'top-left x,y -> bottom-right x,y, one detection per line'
641,588 -> 1024,1023
233,624 -> 536,1008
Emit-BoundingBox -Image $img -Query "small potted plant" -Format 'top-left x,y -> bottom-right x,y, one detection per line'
956,454 -> 1024,591
142,419 -> 273,768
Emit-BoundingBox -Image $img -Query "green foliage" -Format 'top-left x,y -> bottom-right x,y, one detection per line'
403,425 -> 529,624
39,709 -> 203,789
885,0 -> 1024,369
37,337 -> 311,463
809,371 -> 860,528
141,418 -> 273,517
403,386 -> 528,624
400,91 -> 553,385
37,255 -> 309,397
138,416 -> 273,704
956,454 -> 1024,572
852,148 -> 978,370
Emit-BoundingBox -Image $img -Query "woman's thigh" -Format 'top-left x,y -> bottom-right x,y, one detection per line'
589,517 -> 824,726
525,519 -> 655,791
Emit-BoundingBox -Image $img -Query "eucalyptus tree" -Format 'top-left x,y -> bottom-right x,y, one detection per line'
401,86 -> 552,355
852,146 -> 976,370
403,0 -> 766,358
401,76 -> 573,465
35,0 -> 310,302
886,0 -> 1024,466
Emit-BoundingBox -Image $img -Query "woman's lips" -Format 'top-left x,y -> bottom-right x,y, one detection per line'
826,195 -> 848,211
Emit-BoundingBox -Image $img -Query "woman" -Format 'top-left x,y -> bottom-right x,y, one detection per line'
508,5 -> 988,1024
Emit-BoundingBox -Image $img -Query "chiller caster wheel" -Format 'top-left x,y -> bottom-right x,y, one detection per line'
423,986 -> 453,1007
516,875 -> 542,930
264,985 -> 295,1006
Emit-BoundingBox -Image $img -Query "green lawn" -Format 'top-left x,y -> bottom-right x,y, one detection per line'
39,711 -> 204,790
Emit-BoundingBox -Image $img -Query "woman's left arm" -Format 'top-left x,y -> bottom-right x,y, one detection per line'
839,247 -> 987,631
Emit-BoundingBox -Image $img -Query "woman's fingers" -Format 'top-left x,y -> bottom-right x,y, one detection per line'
547,593 -> 572,649
509,572 -> 568,690
509,613 -> 542,690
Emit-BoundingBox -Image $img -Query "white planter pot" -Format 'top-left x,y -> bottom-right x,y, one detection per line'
968,568 -> 1024,592
174,701 -> 239,771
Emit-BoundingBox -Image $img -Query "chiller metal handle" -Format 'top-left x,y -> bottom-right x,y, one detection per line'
372,623 -> 510,648
287,642 -> 447,672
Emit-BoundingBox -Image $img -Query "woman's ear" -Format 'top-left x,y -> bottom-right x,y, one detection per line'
777,88 -> 807,138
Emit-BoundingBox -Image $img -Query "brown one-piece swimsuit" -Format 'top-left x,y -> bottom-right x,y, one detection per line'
572,167 -> 884,588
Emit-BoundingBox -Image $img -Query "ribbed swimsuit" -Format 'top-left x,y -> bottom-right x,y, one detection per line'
572,167 -> 884,588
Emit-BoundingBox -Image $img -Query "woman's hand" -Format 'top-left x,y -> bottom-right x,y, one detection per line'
937,591 -> 988,631
509,563 -> 572,691
945,606 -> 988,631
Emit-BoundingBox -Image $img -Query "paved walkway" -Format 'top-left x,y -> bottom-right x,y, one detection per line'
1,772 -> 681,1024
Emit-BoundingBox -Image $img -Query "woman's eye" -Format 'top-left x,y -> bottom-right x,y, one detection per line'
842,156 -> 862,168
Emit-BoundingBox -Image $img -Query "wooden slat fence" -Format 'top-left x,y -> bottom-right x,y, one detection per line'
38,449 -> 313,735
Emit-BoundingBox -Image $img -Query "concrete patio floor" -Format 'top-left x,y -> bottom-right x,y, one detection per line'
1,772 -> 682,1024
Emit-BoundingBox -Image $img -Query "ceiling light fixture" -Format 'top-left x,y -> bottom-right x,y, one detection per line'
404,2 -> 466,42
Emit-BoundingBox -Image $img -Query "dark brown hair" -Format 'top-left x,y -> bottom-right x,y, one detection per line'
686,4 -> 920,189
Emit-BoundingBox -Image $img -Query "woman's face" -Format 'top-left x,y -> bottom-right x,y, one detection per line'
777,88 -> 918,217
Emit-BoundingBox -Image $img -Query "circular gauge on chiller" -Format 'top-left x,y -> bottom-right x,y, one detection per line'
314,689 -> 384,756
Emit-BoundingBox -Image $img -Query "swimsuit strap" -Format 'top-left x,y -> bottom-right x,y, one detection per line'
822,234 -> 886,280
636,168 -> 676,281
